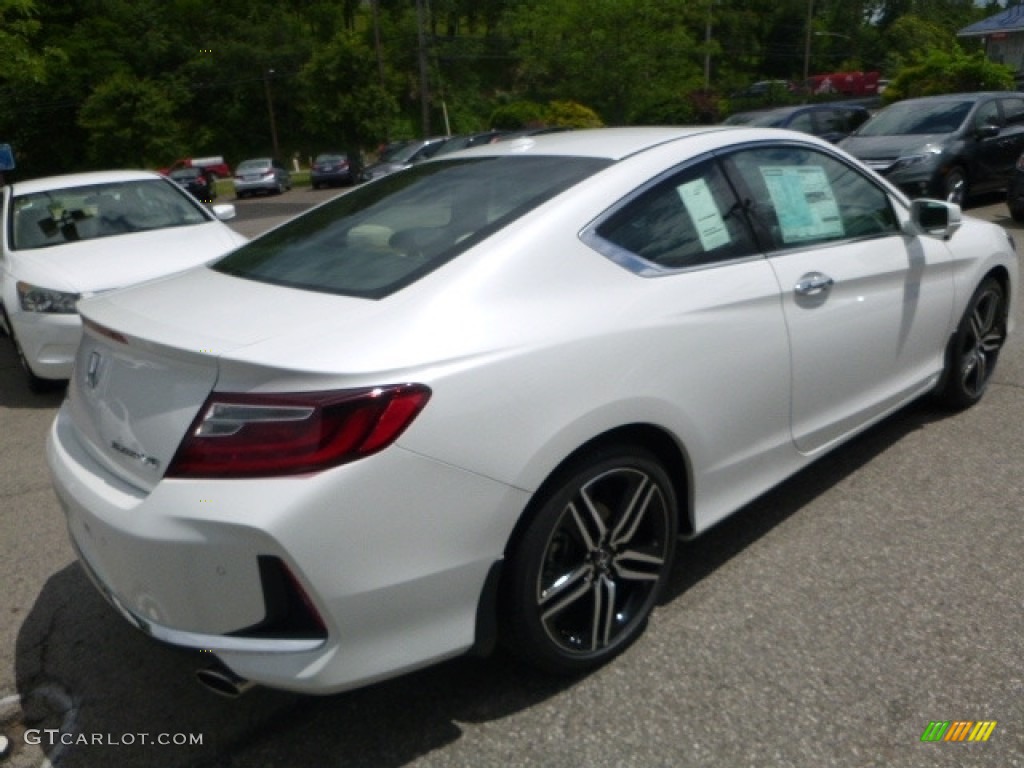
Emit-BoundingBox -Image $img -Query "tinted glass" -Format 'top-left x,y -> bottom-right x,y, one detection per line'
1003,97 -> 1024,126
590,158 -> 757,272
855,100 -> 973,136
213,155 -> 610,299
722,145 -> 898,252
10,179 -> 211,250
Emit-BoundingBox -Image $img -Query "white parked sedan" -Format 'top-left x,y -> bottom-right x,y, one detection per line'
46,128 -> 1017,696
1,170 -> 247,389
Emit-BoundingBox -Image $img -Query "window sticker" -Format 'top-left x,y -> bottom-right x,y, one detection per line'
677,177 -> 731,251
760,166 -> 844,243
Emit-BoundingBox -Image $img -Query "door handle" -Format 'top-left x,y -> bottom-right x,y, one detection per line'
794,272 -> 835,296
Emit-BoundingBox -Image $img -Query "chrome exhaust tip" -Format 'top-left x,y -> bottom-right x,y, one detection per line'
195,664 -> 255,698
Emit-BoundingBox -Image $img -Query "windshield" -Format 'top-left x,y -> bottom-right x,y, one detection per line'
745,113 -> 789,128
855,100 -> 972,136
10,178 -> 211,250
213,155 -> 611,299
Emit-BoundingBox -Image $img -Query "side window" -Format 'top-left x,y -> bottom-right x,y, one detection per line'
722,145 -> 898,252
1001,97 -> 1024,126
845,108 -> 869,132
590,158 -> 757,271
813,110 -> 844,136
974,100 -> 1001,130
788,112 -> 814,133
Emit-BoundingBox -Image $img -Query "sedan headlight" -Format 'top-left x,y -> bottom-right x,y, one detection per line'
17,281 -> 80,314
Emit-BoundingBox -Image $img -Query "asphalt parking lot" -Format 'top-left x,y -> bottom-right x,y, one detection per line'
1,188 -> 1021,767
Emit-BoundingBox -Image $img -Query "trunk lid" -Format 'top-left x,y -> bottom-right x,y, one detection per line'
65,266 -> 390,491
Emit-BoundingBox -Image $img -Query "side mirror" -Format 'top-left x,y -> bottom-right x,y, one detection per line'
211,203 -> 237,221
903,199 -> 962,240
976,124 -> 1000,139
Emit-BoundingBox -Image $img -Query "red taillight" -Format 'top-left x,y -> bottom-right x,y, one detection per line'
166,384 -> 431,478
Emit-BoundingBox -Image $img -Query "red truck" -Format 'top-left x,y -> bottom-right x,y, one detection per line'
805,71 -> 881,97
159,156 -> 232,179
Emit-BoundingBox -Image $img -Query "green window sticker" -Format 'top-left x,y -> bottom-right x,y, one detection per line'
760,166 -> 844,243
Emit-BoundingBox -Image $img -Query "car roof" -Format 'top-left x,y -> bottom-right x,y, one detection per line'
439,126 -> 731,161
732,103 -> 867,120
10,169 -> 164,195
892,91 -> 1016,105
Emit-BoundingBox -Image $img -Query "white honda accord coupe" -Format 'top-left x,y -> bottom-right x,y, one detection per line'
46,127 -> 1017,696
0,170 -> 247,390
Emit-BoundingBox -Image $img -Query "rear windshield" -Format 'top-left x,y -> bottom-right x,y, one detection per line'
212,155 -> 610,299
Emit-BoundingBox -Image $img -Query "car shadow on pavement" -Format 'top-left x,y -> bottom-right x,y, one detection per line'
0,343 -> 66,409
11,400 -> 949,768
13,565 -> 573,767
662,398 -> 945,603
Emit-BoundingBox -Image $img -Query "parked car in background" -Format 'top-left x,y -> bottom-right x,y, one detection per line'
0,170 -> 246,390
310,152 -> 361,188
46,128 -> 1016,698
1005,152 -> 1024,221
804,71 -> 881,97
732,80 -> 792,100
724,103 -> 870,143
169,166 -> 217,202
233,158 -> 292,198
840,91 -> 1024,205
361,137 -> 450,181
160,156 -> 232,180
430,131 -> 507,157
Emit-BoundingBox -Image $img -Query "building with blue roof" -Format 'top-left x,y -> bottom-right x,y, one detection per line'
959,5 -> 1024,85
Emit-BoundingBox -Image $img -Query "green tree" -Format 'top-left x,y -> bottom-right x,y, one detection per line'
885,45 -> 1014,100
298,30 -> 399,153
0,0 -> 51,85
506,0 -> 704,124
78,73 -> 189,166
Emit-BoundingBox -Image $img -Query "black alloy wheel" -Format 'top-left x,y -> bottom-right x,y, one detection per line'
502,446 -> 678,675
935,276 -> 1007,409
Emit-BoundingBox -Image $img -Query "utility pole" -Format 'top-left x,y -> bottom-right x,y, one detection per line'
802,0 -> 814,98
264,69 -> 280,159
416,0 -> 431,137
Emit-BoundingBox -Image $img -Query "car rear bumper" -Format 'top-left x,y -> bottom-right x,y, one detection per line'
233,178 -> 280,194
46,403 -> 525,693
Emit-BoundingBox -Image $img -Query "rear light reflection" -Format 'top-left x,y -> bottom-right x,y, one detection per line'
167,384 -> 430,478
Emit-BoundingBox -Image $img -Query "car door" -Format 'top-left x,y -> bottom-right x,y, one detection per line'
720,143 -> 955,454
583,155 -> 795,522
996,96 -> 1024,182
970,97 -> 1024,193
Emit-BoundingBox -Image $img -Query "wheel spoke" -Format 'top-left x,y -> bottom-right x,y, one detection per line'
568,499 -> 602,551
592,575 -> 616,649
609,474 -> 658,548
980,331 -> 1004,353
539,565 -> 593,621
613,549 -> 665,581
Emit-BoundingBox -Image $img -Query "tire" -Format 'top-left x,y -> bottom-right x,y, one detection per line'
934,277 -> 1007,409
501,446 -> 678,675
944,167 -> 967,206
